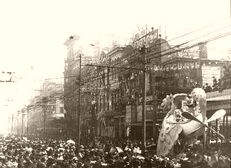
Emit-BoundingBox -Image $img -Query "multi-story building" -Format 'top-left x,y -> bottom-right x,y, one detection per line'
94,46 -> 134,139
64,35 -> 81,138
64,35 -> 101,140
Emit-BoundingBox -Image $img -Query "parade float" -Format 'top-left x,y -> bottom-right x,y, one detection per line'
157,88 -> 226,157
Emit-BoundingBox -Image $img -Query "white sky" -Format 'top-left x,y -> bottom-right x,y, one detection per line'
0,0 -> 230,133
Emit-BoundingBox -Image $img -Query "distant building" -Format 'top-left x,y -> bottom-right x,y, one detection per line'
16,80 -> 65,138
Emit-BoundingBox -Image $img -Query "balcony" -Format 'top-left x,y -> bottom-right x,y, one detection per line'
206,88 -> 231,111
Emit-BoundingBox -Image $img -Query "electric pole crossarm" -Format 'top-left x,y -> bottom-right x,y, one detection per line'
85,64 -> 143,71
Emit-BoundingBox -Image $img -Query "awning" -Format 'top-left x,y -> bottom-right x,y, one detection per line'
128,121 -> 154,126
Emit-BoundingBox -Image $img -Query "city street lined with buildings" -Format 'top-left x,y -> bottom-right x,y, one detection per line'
0,0 -> 231,167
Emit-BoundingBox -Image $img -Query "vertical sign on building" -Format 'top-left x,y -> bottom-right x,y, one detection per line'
201,65 -> 221,86
125,105 -> 131,123
137,105 -> 142,122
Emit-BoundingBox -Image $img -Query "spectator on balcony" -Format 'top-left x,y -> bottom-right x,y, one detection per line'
203,83 -> 212,93
212,76 -> 219,91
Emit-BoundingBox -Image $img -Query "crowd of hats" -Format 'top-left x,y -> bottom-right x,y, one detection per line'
0,136 -> 230,168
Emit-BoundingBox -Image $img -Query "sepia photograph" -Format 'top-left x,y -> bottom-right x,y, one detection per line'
0,0 -> 230,167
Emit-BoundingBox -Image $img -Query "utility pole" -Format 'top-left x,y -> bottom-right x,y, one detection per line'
42,96 -> 48,138
21,111 -> 25,137
96,68 -> 100,137
141,45 -> 147,151
11,113 -> 14,134
77,54 -> 82,148
21,112 -> 23,137
43,105 -> 46,138
17,111 -> 19,136
140,27 -> 155,151
26,106 -> 29,137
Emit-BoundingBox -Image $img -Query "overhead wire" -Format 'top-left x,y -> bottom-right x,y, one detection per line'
63,30 -> 231,101
49,20 -> 231,83
16,18 -> 231,102
69,31 -> 231,100
63,17 -> 230,65
62,17 -> 230,69
157,17 -> 230,44
24,25 -> 231,102
29,30 -> 231,104
79,24 -> 231,84
14,18 -> 228,85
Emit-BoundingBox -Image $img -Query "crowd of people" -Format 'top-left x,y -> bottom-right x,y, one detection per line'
0,135 -> 230,168
203,74 -> 231,93
203,76 -> 221,93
